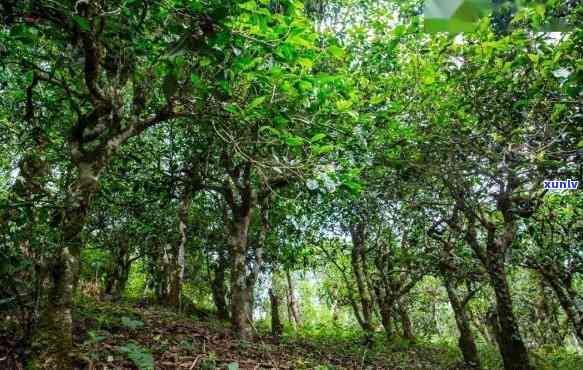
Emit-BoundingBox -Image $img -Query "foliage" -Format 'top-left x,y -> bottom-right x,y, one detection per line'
118,341 -> 155,370
0,0 -> 581,369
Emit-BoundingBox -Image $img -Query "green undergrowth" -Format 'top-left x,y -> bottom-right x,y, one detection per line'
70,296 -> 583,370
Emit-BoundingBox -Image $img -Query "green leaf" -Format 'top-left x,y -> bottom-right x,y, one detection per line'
335,100 -> 352,112
298,80 -> 313,92
297,58 -> 314,69
328,45 -> 345,59
422,75 -> 435,85
342,179 -> 363,194
287,35 -> 313,49
284,134 -> 304,146
370,95 -> 384,105
239,1 -> 257,11
227,363 -> 239,370
190,73 -> 202,88
224,104 -> 239,113
313,145 -> 334,155
248,96 -> 267,110
310,133 -> 326,142
259,126 -> 280,137
72,15 -> 91,31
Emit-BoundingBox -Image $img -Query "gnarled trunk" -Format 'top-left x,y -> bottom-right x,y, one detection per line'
379,302 -> 394,339
349,222 -> 374,335
540,269 -> 583,342
533,274 -> 563,346
461,214 -> 532,370
32,246 -> 77,370
374,283 -> 394,339
444,279 -> 481,368
32,175 -> 92,369
168,192 -> 190,309
488,259 -> 532,370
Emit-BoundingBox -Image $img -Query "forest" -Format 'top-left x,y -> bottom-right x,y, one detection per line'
0,1 -> 581,369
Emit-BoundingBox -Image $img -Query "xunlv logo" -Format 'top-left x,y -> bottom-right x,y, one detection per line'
543,180 -> 579,190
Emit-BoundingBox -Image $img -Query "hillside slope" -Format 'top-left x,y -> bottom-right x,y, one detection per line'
68,298 -> 461,370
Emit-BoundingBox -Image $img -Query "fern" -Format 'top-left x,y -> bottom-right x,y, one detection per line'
120,316 -> 144,330
118,341 -> 155,370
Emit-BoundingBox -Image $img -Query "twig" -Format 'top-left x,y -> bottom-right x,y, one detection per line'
189,354 -> 202,370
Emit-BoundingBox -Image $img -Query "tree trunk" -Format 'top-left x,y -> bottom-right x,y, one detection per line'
103,238 -> 132,301
269,286 -> 283,338
168,193 -> 190,309
488,260 -> 532,370
104,261 -> 130,301
534,274 -> 563,346
32,182 -> 90,370
229,212 -> 252,338
444,279 -> 481,368
151,244 -> 172,303
398,301 -> 416,342
245,283 -> 256,323
349,223 -> 374,334
541,270 -> 583,342
287,295 -> 294,324
379,301 -> 394,339
374,283 -> 394,339
244,205 -> 268,323
244,239 -> 263,323
31,246 -> 77,370
469,311 -> 494,345
286,270 -> 302,327
462,215 -> 532,370
211,248 -> 230,321
331,300 -> 339,324
330,285 -> 340,324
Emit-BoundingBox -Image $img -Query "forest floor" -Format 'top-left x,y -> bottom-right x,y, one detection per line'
68,297 -> 468,370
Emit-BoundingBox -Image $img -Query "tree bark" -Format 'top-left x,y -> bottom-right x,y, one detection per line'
103,237 -> 132,301
444,278 -> 481,368
349,222 -> 374,335
168,192 -> 190,308
286,270 -> 302,327
229,210 -> 252,338
32,172 -> 93,369
329,285 -> 340,324
374,282 -> 394,339
487,259 -> 532,370
533,274 -> 563,346
540,269 -> 583,342
244,207 -> 266,323
398,301 -> 416,342
103,260 -> 131,301
269,285 -> 283,338
32,245 -> 77,370
379,301 -> 394,339
211,248 -> 230,321
458,213 -> 532,370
